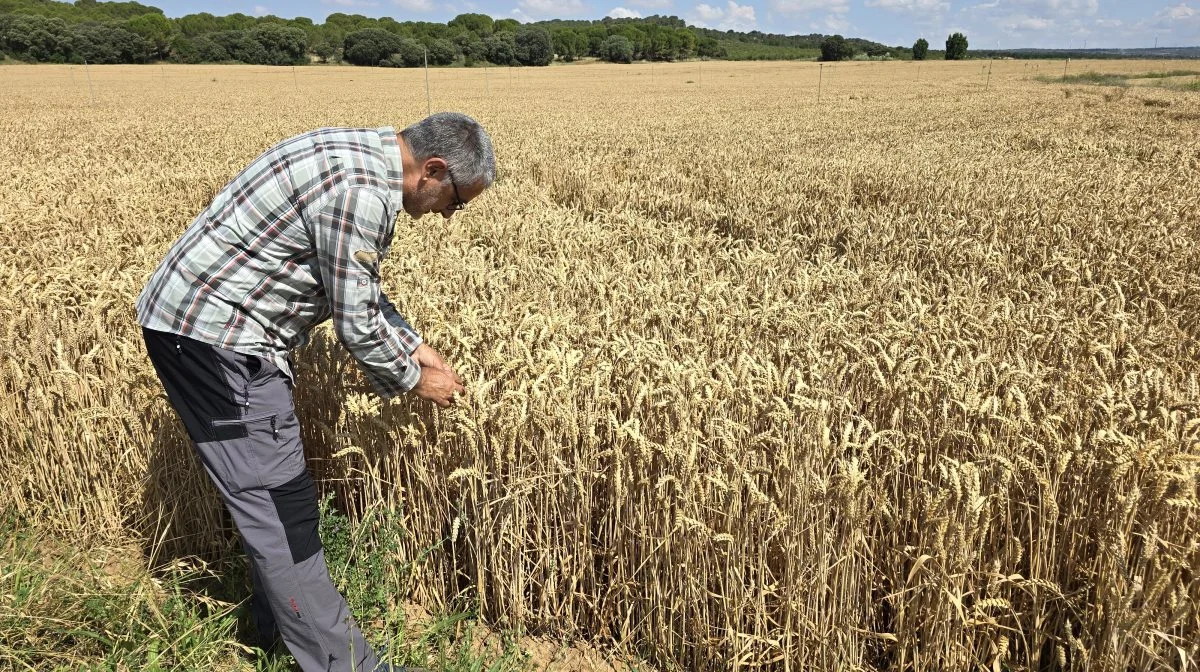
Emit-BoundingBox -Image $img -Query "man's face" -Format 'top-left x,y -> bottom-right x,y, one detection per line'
403,158 -> 485,220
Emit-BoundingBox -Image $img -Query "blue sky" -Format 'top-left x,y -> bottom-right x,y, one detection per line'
151,1 -> 1199,48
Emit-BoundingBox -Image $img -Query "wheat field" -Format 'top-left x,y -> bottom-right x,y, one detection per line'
1,59 -> 1199,671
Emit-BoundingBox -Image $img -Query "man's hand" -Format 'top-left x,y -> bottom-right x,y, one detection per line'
410,343 -> 464,407
413,343 -> 460,380
411,367 -> 465,408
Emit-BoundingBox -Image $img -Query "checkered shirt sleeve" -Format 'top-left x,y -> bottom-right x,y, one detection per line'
312,186 -> 423,397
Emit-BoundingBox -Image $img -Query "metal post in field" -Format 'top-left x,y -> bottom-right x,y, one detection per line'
986,58 -> 992,91
424,48 -> 431,116
83,59 -> 95,103
292,65 -> 299,94
818,62 -> 824,103
1063,58 -> 1070,81
484,65 -> 489,95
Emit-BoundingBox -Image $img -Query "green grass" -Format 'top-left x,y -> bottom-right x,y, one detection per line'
1039,70 -> 1131,86
1130,69 -> 1200,79
0,511 -> 243,670
1038,69 -> 1200,89
0,502 -> 540,672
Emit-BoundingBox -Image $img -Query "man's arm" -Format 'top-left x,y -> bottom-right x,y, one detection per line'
311,187 -> 420,398
379,292 -> 422,352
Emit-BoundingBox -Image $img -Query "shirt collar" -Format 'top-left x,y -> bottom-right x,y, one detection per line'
377,127 -> 405,215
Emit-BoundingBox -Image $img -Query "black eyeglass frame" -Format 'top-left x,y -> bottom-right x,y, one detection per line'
446,167 -> 466,212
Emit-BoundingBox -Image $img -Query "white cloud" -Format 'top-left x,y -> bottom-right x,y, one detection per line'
1133,1 -> 1199,36
517,0 -> 588,16
608,6 -> 643,17
1095,18 -> 1121,28
772,0 -> 848,13
865,0 -> 949,12
822,13 -> 849,31
1046,0 -> 1098,14
393,0 -> 434,10
689,1 -> 757,30
1004,15 -> 1054,30
253,5 -> 269,15
966,0 -> 1097,19
323,0 -> 381,6
628,0 -> 672,7
1164,3 -> 1196,19
1003,0 -> 1096,17
772,0 -> 849,35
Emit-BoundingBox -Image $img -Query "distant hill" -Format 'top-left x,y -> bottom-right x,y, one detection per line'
964,47 -> 1200,60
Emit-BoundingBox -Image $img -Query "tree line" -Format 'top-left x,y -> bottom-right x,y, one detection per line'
818,32 -> 969,61
0,0 -> 912,66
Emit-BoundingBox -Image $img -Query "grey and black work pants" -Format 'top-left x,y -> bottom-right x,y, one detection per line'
142,327 -> 382,672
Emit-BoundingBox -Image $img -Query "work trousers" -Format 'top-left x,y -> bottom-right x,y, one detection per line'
142,327 -> 381,672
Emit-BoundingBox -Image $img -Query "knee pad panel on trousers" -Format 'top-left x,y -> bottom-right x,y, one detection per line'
269,469 -> 322,565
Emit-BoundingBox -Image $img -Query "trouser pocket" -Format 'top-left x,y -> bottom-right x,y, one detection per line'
211,412 -> 279,441
200,409 -> 306,494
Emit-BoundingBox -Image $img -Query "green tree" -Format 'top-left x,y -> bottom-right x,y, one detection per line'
1,15 -> 73,62
448,13 -> 493,36
945,32 -> 967,60
174,12 -> 219,37
514,25 -> 551,65
215,29 -> 267,63
74,23 -> 152,63
552,28 -> 581,61
599,34 -> 633,63
493,18 -> 519,33
169,32 -> 229,62
379,35 -> 423,66
196,34 -> 228,61
484,30 -> 516,65
249,22 -> 307,65
912,37 -> 928,60
454,31 -> 486,64
312,40 -> 335,62
584,25 -> 607,56
322,12 -> 375,47
343,27 -> 402,65
124,12 -> 172,59
674,27 -> 696,59
697,37 -> 727,58
819,34 -> 853,61
426,37 -> 457,65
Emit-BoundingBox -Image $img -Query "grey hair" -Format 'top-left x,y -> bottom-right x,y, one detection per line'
400,112 -> 496,189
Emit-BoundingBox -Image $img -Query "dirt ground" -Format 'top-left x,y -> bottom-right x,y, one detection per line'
400,603 -> 658,672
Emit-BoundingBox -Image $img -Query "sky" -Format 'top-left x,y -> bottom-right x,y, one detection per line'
148,0 -> 1200,49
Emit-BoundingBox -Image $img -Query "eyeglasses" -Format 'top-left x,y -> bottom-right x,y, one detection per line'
446,167 -> 466,212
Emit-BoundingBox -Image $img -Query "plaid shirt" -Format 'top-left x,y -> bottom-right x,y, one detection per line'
136,127 -> 423,398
